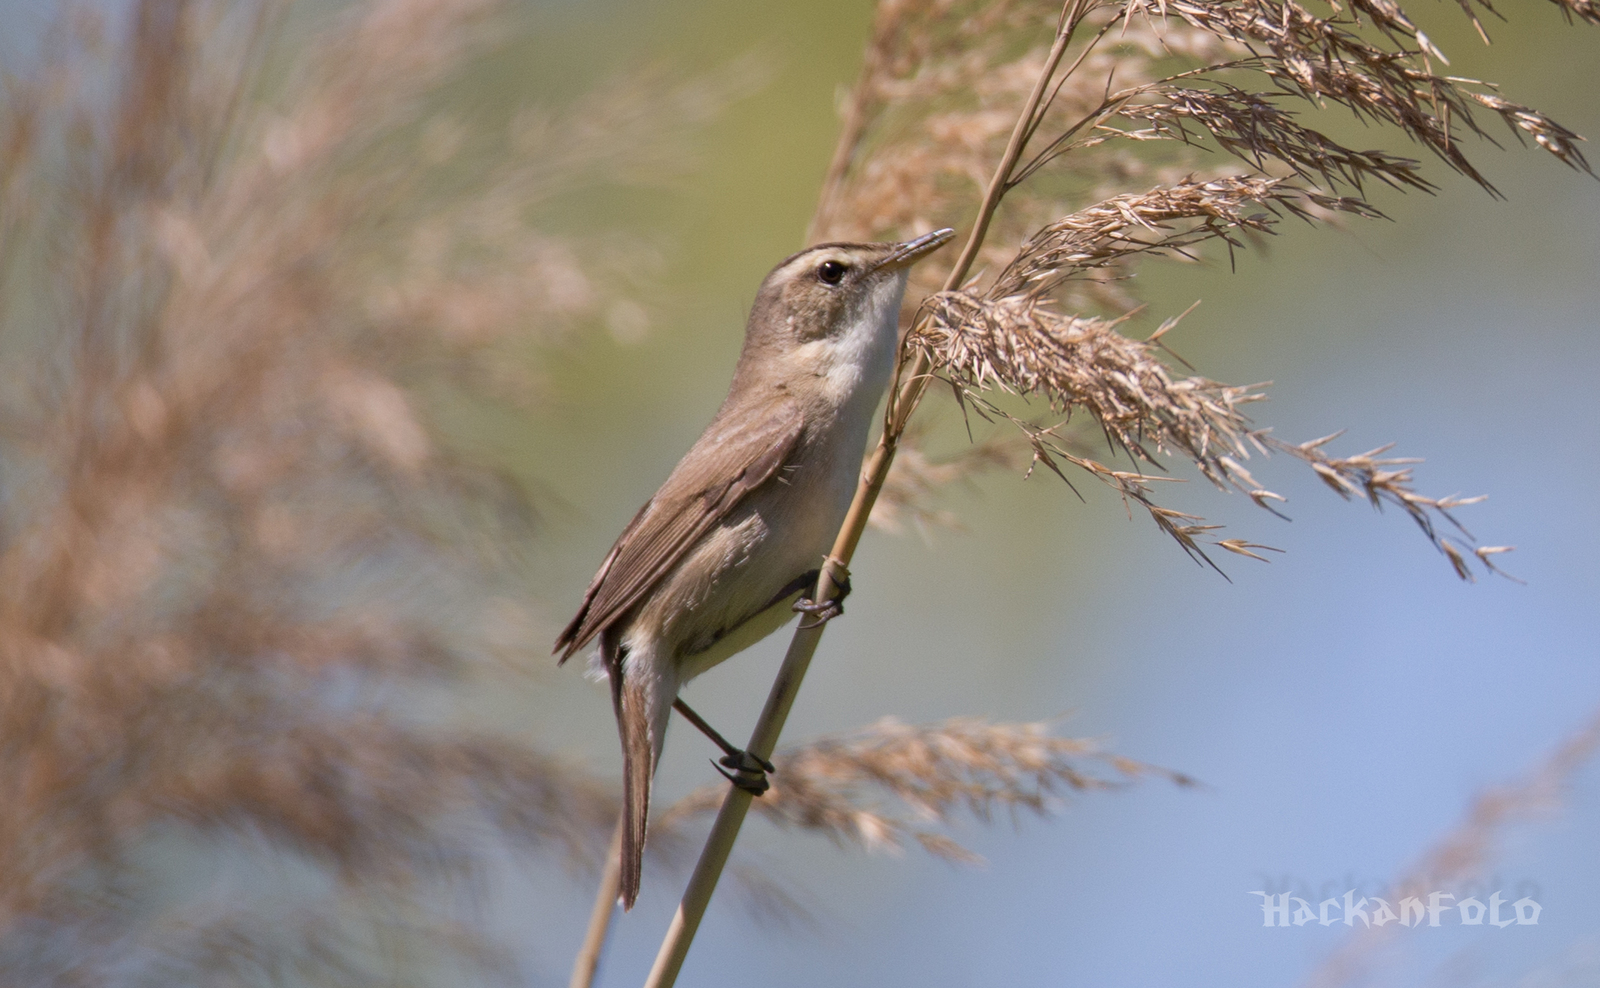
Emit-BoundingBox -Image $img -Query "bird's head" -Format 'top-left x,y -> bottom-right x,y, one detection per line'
737,228 -> 955,407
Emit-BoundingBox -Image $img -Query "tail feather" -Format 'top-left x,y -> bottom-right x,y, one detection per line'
604,627 -> 674,911
615,656 -> 672,911
619,700 -> 653,910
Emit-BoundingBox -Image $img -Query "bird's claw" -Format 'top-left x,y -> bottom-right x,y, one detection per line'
792,595 -> 843,629
713,750 -> 772,795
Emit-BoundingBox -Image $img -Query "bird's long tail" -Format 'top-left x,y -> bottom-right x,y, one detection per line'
611,637 -> 672,912
618,679 -> 655,911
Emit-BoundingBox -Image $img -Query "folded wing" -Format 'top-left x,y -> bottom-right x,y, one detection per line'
554,397 -> 805,662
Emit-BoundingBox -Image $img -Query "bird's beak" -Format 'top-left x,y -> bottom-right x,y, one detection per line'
871,227 -> 956,273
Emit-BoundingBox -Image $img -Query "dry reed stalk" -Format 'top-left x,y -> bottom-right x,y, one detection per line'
639,0 -> 1591,979
570,817 -> 627,988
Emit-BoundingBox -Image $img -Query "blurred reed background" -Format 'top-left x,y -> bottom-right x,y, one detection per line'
1,0 -> 1598,986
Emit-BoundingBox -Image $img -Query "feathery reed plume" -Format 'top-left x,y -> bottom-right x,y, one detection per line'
0,0 -> 735,980
821,0 -> 1591,573
661,717 -> 1190,863
912,292 -> 1272,565
988,176 -> 1379,300
908,174 -> 1511,571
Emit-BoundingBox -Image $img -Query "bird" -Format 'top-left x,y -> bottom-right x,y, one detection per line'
554,228 -> 954,909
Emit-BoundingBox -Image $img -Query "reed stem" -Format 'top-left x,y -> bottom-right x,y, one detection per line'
568,816 -> 625,988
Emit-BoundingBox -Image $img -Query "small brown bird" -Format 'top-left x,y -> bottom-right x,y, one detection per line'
554,229 -> 953,908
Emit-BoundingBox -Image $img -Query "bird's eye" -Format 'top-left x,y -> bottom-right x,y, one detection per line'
817,260 -> 847,285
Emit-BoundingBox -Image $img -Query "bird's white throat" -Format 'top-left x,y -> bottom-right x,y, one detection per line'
810,272 -> 908,413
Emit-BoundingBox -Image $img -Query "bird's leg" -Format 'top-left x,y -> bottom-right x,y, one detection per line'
671,698 -> 773,795
792,556 -> 852,629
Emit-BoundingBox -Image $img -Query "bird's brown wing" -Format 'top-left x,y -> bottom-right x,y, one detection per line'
553,397 -> 805,662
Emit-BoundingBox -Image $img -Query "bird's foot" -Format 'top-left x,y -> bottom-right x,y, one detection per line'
792,595 -> 843,629
713,749 -> 773,795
